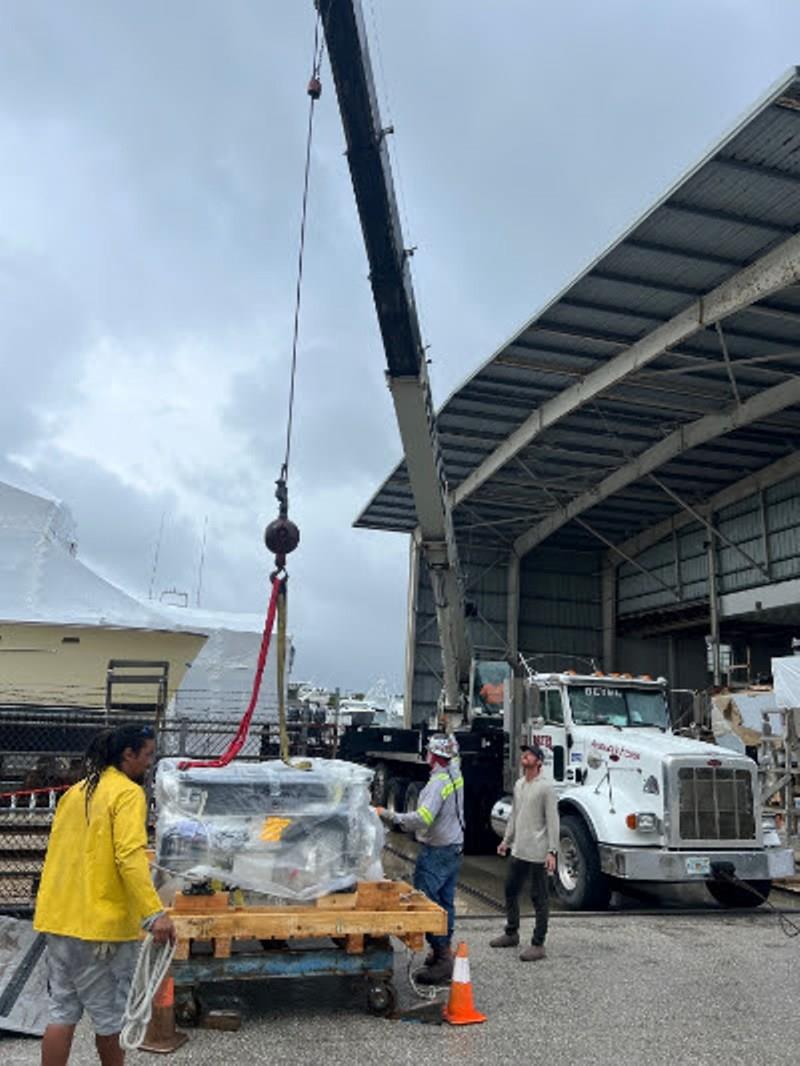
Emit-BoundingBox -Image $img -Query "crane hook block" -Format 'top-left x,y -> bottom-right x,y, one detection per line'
264,515 -> 300,570
307,77 -> 322,100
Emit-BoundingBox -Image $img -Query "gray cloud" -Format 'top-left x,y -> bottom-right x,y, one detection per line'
3,1 -> 800,692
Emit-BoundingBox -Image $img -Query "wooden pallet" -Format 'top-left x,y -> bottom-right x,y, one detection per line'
168,880 -> 446,959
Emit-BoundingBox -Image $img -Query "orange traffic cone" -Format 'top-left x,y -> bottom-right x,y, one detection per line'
139,976 -> 189,1054
442,942 -> 486,1026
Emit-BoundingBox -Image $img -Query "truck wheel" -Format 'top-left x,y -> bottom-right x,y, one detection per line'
404,781 -> 421,813
371,762 -> 389,806
554,815 -> 611,911
462,793 -> 497,855
706,878 -> 771,908
385,777 -> 408,815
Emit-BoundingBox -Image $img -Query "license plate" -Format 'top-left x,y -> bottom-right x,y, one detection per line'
685,857 -> 711,877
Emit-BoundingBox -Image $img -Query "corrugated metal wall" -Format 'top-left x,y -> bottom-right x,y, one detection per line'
616,633 -> 708,692
410,544 -> 510,725
518,547 -> 603,671
407,473 -> 800,721
618,472 -> 800,617
409,545 -> 603,722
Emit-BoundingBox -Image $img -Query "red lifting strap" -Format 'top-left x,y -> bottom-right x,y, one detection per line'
177,576 -> 283,771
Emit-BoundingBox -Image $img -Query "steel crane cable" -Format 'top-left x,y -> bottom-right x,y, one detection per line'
281,11 -> 325,482
269,11 -> 326,769
177,18 -> 325,772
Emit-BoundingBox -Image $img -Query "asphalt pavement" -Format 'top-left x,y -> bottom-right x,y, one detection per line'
3,908 -> 799,1066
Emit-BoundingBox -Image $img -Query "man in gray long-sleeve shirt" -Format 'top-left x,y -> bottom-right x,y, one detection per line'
491,743 -> 559,961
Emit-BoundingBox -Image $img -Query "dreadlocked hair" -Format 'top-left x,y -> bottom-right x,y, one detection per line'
82,723 -> 154,818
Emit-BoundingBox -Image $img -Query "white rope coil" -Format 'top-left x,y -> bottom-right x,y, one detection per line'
119,933 -> 177,1050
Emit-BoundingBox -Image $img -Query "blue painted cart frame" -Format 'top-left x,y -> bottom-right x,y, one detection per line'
172,938 -> 397,1020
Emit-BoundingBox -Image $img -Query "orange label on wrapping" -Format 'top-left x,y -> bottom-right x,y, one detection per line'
260,816 -> 292,842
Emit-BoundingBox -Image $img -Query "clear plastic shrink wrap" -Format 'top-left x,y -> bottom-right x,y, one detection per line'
154,758 -> 385,902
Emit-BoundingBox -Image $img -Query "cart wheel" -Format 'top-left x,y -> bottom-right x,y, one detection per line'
366,979 -> 397,1017
174,989 -> 200,1027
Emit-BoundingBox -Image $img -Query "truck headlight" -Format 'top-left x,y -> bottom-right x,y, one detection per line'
625,812 -> 658,832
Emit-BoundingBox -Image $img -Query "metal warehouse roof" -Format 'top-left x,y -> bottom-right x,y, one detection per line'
356,69 -> 800,556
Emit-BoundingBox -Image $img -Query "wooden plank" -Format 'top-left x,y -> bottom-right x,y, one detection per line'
213,938 -> 232,959
344,934 -> 364,955
173,940 -> 190,961
165,881 -> 447,946
169,908 -> 447,941
403,932 -> 425,953
354,880 -> 404,911
315,892 -> 357,911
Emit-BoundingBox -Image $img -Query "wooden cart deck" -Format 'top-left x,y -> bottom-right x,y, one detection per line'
168,879 -> 446,959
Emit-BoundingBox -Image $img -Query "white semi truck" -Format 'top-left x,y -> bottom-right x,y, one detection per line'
491,666 -> 795,909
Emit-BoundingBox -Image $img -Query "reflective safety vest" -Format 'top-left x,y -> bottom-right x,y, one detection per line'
395,762 -> 465,847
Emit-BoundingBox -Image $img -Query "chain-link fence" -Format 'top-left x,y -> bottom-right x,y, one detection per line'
0,710 -> 342,912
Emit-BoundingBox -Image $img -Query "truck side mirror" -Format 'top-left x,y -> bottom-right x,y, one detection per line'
524,684 -> 540,723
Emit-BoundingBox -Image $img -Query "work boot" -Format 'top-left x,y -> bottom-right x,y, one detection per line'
519,944 -> 546,961
423,944 -> 453,967
490,932 -> 519,948
414,944 -> 453,985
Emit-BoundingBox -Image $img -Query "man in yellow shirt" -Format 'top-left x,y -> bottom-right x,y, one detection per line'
34,723 -> 174,1066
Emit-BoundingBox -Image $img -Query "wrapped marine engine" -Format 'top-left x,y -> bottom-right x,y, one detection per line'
154,758 -> 384,902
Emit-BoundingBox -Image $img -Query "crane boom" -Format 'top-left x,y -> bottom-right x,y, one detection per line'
317,0 -> 471,719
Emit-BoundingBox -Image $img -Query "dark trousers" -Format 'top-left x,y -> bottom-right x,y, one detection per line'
414,843 -> 462,949
504,857 -> 549,946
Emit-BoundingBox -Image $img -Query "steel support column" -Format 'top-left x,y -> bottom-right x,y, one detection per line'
403,535 -> 421,726
602,556 -> 617,672
506,551 -> 520,662
707,514 -> 722,687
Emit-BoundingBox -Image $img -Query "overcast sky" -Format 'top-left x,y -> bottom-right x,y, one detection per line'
3,1 -> 800,692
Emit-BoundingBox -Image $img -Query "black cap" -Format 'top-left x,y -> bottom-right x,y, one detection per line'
521,743 -> 546,761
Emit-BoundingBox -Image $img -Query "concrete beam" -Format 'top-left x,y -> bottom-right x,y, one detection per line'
513,375 -> 800,557
719,576 -> 800,619
452,231 -> 800,509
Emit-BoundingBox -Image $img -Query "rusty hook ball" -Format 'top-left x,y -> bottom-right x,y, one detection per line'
264,516 -> 300,558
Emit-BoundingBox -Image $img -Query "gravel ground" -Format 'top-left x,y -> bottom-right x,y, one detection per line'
3,908 -> 799,1066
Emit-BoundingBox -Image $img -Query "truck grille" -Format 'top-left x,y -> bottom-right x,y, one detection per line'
677,767 -> 755,842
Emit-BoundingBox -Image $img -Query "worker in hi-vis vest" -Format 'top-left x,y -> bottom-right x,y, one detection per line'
376,733 -> 464,984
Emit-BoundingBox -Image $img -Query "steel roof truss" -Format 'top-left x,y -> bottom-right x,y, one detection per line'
714,322 -> 742,405
512,374 -> 800,557
648,474 -> 770,582
572,516 -> 682,602
454,230 -> 800,509
648,348 -> 800,377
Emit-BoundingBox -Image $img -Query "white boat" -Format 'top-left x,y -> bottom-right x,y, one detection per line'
0,473 -> 206,709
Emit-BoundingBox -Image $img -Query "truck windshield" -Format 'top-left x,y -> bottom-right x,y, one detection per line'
472,660 -> 509,715
568,685 -> 668,729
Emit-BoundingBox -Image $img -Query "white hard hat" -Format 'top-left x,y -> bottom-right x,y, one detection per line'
427,733 -> 459,760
